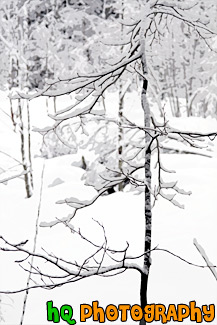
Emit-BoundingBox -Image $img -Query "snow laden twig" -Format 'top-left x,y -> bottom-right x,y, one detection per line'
0,225 -> 154,294
40,176 -> 129,228
2,229 -> 215,296
194,239 -> 217,281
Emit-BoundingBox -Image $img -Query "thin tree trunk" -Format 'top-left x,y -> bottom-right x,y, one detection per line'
140,77 -> 152,325
102,95 -> 106,112
165,62 -> 175,116
23,1 -> 34,194
171,32 -> 180,117
26,99 -> 33,188
118,80 -> 124,191
102,0 -> 106,19
9,98 -> 16,131
188,39 -> 198,117
9,55 -> 19,130
46,97 -> 49,114
18,99 -> 32,198
20,162 -> 45,325
118,0 -> 124,191
175,96 -> 180,117
170,86 -> 176,116
53,96 -> 57,114
171,58 -> 180,117
140,8 -> 152,324
182,61 -> 189,116
8,3 -> 33,198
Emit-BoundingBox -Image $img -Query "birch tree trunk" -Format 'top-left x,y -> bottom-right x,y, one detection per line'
187,38 -> 198,117
14,0 -> 33,198
9,56 -> 17,131
53,96 -> 57,114
22,1 -> 33,195
102,0 -> 107,19
118,81 -> 124,191
18,99 -> 32,198
118,0 -> 124,191
9,98 -> 16,131
26,100 -> 33,188
140,4 -> 152,324
171,31 -> 180,117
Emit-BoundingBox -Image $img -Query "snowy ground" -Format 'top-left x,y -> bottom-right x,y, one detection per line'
0,92 -> 216,324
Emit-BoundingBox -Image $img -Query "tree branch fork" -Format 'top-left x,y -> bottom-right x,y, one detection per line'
0,228 -> 216,295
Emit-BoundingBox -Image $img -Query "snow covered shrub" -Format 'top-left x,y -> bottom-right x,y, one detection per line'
81,118 -> 145,194
40,125 -> 77,159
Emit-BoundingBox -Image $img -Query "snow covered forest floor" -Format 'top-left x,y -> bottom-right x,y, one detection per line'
0,91 -> 216,324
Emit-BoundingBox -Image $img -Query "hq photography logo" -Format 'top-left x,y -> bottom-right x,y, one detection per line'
46,300 -> 215,324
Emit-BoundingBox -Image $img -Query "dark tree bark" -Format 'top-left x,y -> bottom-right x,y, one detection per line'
118,0 -> 124,192
140,77 -> 152,325
140,8 -> 152,323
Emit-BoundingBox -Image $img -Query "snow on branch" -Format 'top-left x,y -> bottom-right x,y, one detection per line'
0,225 -> 146,294
194,239 -> 217,281
0,168 -> 31,184
1,232 -> 215,294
